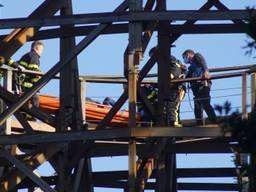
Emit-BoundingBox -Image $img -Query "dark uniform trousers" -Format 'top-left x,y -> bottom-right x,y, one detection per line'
166,85 -> 185,126
192,85 -> 217,125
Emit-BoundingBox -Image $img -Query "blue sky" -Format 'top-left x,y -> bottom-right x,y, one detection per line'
0,0 -> 255,191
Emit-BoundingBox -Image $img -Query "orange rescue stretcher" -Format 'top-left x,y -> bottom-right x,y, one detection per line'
38,95 -> 140,127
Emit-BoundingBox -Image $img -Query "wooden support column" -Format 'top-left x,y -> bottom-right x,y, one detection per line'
242,73 -> 248,119
74,157 -> 93,192
251,73 -> 256,111
59,0 -> 83,131
2,69 -> 12,134
250,73 -> 256,192
156,149 -> 176,192
57,1 -> 82,191
128,0 -> 142,191
156,0 -> 177,191
157,0 -> 171,126
80,81 -> 86,126
128,139 -> 137,192
0,69 -> 13,179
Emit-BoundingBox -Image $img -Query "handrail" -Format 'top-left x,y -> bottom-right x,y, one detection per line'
0,64 -> 255,83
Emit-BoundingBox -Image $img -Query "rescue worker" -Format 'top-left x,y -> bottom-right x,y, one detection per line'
136,47 -> 159,126
15,41 -> 44,120
182,49 -> 217,125
103,97 -> 116,106
16,40 -> 43,94
167,56 -> 186,127
137,83 -> 158,126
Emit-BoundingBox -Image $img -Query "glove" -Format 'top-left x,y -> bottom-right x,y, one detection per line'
17,65 -> 25,71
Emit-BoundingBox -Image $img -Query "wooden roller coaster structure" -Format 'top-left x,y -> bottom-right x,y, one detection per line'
0,0 -> 255,191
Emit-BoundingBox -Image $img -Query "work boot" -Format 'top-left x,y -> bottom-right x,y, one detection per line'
169,121 -> 182,128
174,122 -> 182,128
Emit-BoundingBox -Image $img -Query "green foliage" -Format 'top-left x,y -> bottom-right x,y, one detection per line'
222,110 -> 256,152
245,7 -> 256,56
214,101 -> 232,115
217,102 -> 256,189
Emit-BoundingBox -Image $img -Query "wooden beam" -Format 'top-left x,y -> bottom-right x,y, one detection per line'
0,149 -> 56,192
14,112 -> 34,134
137,86 -> 156,121
0,10 -> 254,29
131,126 -> 222,137
0,23 -> 245,41
0,129 -> 130,145
177,183 -> 239,191
97,89 -> 128,129
212,0 -> 246,25
170,0 -> 214,44
18,168 -> 238,189
0,126 -> 224,145
0,143 -> 64,191
0,86 -> 56,127
0,0 -> 66,64
177,168 -> 237,178
86,140 -> 236,157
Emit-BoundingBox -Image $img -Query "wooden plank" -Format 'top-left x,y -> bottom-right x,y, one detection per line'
11,119 -> 55,133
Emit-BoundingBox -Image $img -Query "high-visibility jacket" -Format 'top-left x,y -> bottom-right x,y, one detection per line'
18,51 -> 40,89
170,61 -> 187,90
0,58 -> 20,79
137,84 -> 158,112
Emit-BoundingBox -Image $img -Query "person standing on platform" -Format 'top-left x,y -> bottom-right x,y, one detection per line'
16,41 -> 44,120
166,56 -> 186,127
182,49 -> 217,125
